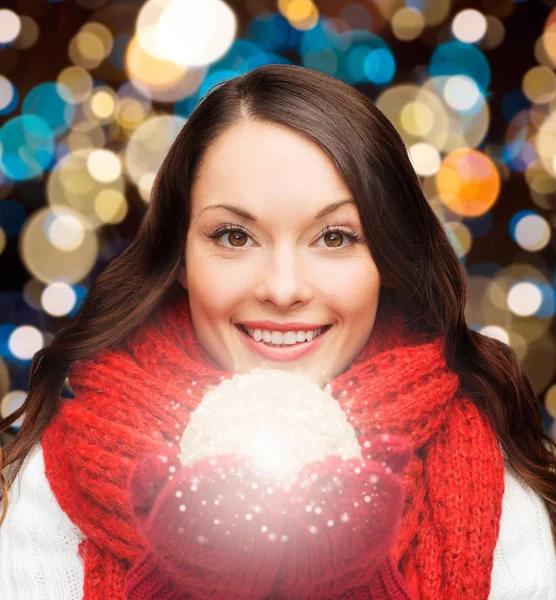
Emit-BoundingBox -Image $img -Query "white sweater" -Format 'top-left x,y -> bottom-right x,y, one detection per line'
1,442 -> 555,599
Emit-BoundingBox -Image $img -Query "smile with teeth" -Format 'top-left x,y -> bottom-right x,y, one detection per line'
240,325 -> 329,346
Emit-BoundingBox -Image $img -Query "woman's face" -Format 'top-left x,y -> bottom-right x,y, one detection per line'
178,121 -> 381,388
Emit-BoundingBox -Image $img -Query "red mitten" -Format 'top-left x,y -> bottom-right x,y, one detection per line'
124,444 -> 289,600
271,433 -> 412,599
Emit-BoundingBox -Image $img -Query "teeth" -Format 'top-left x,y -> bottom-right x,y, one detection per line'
243,326 -> 326,345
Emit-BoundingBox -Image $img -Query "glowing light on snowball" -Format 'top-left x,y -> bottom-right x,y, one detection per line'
451,9 -> 487,44
479,325 -> 509,345
0,390 -> 27,429
408,142 -> 441,176
443,75 -> 482,111
86,149 -> 122,183
0,9 -> 21,44
507,281 -> 542,317
137,0 -> 237,68
41,282 -> 77,317
179,368 -> 362,490
8,325 -> 44,360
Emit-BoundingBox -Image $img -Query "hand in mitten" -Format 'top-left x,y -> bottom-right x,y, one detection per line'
124,443 -> 289,600
271,433 -> 412,600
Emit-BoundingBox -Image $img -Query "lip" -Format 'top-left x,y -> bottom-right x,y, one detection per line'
236,324 -> 332,362
238,320 -> 328,332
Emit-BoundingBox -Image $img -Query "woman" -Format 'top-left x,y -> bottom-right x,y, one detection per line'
1,63 -> 555,599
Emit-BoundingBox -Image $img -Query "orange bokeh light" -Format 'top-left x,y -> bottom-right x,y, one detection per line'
436,148 -> 500,217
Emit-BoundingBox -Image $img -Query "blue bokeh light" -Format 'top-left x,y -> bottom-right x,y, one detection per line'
0,115 -> 55,181
21,82 -> 76,137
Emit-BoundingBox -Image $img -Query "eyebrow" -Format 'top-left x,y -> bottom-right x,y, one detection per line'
198,199 -> 356,221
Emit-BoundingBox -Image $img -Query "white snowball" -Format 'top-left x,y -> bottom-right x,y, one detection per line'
178,368 -> 361,489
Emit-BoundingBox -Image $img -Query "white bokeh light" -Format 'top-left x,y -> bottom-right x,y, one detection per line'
514,213 -> 551,252
408,142 -> 441,176
8,326 -> 44,360
443,75 -> 482,112
136,0 -> 237,68
507,281 -> 543,317
479,325 -> 509,345
86,149 -> 122,183
0,9 -> 22,45
41,282 -> 78,317
0,390 -> 27,429
452,9 -> 487,44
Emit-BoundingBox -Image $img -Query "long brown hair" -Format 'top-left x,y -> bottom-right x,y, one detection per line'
2,64 -> 555,545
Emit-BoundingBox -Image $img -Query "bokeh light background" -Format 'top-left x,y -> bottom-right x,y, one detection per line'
0,0 -> 556,446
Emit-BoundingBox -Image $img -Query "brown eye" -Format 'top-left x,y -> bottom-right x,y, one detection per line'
228,231 -> 248,247
323,231 -> 344,247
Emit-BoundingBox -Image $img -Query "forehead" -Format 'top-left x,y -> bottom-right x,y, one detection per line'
190,121 -> 354,220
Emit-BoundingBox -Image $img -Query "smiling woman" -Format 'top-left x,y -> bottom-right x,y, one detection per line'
1,63 -> 555,600
177,121 -> 381,386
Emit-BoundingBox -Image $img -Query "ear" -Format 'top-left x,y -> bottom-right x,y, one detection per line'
176,265 -> 188,290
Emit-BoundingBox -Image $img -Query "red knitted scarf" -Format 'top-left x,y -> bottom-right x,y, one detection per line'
41,285 -> 505,599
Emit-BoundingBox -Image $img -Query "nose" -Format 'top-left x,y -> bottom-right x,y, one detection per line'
252,244 -> 313,310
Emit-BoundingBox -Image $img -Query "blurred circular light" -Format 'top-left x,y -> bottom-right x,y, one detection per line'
363,47 -> 395,84
479,325 -> 509,345
116,96 -> 149,129
423,77 -> 490,151
511,211 -> 551,252
451,9 -> 487,44
408,142 -> 441,176
57,66 -> 94,105
41,282 -> 77,317
401,101 -> 434,136
507,281 -> 543,317
94,189 -> 128,224
20,206 -> 98,284
125,115 -> 186,186
481,15 -> 505,50
0,390 -> 26,429
436,148 -> 500,217
443,75 -> 482,112
138,172 -> 156,202
534,111 -> 556,176
279,0 -> 320,31
0,9 -> 21,44
522,65 -> 556,105
68,23 -> 113,70
546,384 -> 556,419
66,120 -> 106,152
22,82 -> 76,137
47,148 -> 125,228
86,149 -> 122,183
391,8 -> 425,42
377,84 -> 450,150
8,326 -> 43,361
444,220 -> 472,258
136,0 -> 237,68
0,228 -> 6,255
47,211 -> 86,252
0,115 -> 55,181
430,41 -> 490,94
87,87 -> 117,122
126,34 -> 206,103
14,15 -> 39,49
0,76 -> 18,115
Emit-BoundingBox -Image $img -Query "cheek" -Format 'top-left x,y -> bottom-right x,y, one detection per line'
312,258 -> 381,313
